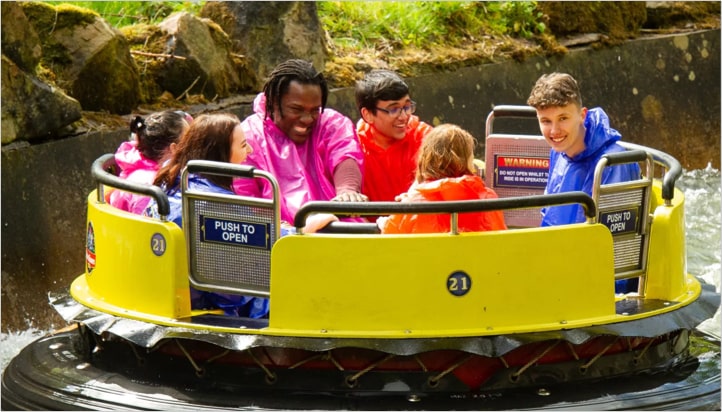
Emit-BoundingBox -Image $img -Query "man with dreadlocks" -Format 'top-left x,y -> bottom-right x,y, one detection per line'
232,59 -> 367,229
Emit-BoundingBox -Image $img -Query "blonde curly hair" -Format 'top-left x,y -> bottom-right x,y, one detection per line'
415,124 -> 476,182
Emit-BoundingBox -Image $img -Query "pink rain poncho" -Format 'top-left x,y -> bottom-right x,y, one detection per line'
232,93 -> 364,223
108,140 -> 159,215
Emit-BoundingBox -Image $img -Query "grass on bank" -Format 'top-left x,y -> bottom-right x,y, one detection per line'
47,1 -> 546,50
318,1 -> 545,50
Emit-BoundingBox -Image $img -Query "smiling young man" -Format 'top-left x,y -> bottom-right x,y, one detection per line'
232,59 -> 366,226
528,72 -> 640,293
527,72 -> 640,228
355,70 -> 433,209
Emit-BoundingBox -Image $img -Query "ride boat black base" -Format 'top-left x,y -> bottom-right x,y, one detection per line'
2,327 -> 720,411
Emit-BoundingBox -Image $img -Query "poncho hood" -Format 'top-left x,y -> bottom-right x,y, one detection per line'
563,107 -> 621,163
114,141 -> 159,178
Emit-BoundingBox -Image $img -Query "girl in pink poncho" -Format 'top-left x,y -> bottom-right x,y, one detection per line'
109,110 -> 191,214
232,59 -> 366,228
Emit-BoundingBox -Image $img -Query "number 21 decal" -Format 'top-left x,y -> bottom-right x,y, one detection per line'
447,271 -> 471,296
151,233 -> 166,256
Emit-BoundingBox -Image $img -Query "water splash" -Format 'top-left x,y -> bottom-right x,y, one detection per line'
677,165 -> 722,337
1,328 -> 48,372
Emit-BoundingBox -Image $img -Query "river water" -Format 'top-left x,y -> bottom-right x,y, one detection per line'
1,167 -> 720,371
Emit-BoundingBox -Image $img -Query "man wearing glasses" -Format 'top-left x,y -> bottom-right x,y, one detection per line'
355,70 -> 433,217
233,59 -> 367,228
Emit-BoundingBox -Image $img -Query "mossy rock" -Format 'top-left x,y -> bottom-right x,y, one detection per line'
645,2 -> 722,29
19,2 -> 98,39
1,2 -> 42,73
20,1 -> 139,114
536,2 -> 646,43
121,24 -> 169,103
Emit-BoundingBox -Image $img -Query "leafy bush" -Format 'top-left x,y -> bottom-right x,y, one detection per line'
498,1 -> 546,38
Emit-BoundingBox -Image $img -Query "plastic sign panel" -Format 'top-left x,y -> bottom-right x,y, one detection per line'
600,208 -> 639,235
201,216 -> 269,249
494,155 -> 549,189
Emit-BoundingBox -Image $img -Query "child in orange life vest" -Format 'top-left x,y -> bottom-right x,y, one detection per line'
377,124 -> 507,234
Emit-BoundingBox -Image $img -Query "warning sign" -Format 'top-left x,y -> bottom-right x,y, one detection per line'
494,155 -> 549,189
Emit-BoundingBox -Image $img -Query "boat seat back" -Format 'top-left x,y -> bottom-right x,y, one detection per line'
484,105 -> 549,227
592,150 -> 654,291
82,154 -> 191,319
182,161 -> 281,298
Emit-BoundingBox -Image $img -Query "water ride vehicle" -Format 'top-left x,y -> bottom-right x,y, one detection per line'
2,106 -> 719,410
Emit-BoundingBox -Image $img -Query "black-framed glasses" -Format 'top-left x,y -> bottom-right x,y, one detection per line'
375,101 -> 416,117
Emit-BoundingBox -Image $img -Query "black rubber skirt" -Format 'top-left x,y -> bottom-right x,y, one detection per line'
2,328 -> 720,411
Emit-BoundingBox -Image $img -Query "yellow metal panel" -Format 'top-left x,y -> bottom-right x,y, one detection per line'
75,191 -> 191,319
644,185 -> 688,301
269,224 -> 616,337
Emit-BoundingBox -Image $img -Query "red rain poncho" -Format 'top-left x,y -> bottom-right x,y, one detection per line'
357,115 -> 432,203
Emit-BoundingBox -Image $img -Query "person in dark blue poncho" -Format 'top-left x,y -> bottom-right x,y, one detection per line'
527,73 -> 641,293
145,113 -> 269,318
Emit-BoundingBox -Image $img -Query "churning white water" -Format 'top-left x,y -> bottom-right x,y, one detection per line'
676,164 -> 721,337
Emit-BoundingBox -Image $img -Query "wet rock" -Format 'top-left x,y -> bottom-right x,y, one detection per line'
201,1 -> 327,90
645,2 -> 722,30
1,55 -> 82,144
19,2 -> 140,114
150,12 -> 245,100
1,2 -> 42,73
537,2 -> 647,44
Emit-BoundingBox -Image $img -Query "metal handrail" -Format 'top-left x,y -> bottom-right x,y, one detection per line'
295,191 -> 597,231
619,141 -> 683,204
485,104 -> 538,137
91,153 -> 170,218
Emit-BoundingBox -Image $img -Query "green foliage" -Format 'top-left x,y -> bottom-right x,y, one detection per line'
498,1 -> 546,38
43,1 -> 204,27
318,1 -> 547,51
318,1 -> 472,49
43,1 -> 547,47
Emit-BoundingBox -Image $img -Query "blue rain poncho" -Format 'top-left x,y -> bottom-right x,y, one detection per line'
541,107 -> 640,227
540,108 -> 641,294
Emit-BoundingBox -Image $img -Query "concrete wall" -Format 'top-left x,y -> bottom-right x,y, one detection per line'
2,29 -> 719,332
